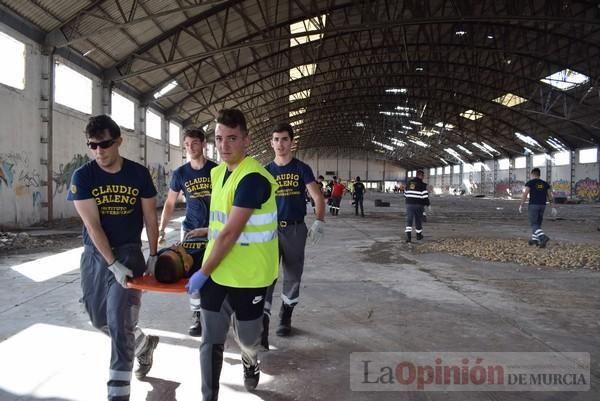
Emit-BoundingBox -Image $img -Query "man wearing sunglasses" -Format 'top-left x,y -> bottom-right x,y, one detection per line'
158,128 -> 217,337
67,114 -> 160,401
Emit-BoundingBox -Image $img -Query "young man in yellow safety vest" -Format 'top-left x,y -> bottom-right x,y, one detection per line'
186,109 -> 278,400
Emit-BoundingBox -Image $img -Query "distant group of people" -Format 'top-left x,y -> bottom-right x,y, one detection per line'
67,110 -> 558,401
402,167 -> 557,246
321,176 -> 366,217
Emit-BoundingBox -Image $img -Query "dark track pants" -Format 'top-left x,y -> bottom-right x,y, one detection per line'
528,204 -> 546,242
405,205 -> 424,234
265,223 -> 308,312
80,244 -> 147,401
199,279 -> 266,401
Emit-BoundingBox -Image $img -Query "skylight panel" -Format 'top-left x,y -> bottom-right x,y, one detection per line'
435,122 -> 455,130
457,145 -> 473,155
408,137 -> 429,148
493,93 -> 527,107
546,137 -> 567,151
391,138 -> 406,147
289,108 -> 306,118
153,80 -> 177,99
290,15 -> 326,48
380,111 -> 410,117
419,128 -> 439,137
481,142 -> 500,154
460,109 -> 484,120
445,148 -> 465,163
471,142 -> 494,157
541,69 -> 589,91
385,88 -> 407,94
514,132 -> 543,149
289,64 -> 317,81
289,89 -> 311,102
372,140 -> 394,151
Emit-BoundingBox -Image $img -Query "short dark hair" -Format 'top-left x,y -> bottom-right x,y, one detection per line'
183,128 -> 205,142
318,175 -> 324,180
416,169 -> 425,176
216,109 -> 247,134
155,251 -> 184,284
531,168 -> 541,176
355,176 -> 361,181
86,114 -> 121,140
271,122 -> 293,139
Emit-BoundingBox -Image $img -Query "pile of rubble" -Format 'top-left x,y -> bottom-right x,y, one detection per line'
420,238 -> 600,270
0,232 -> 55,253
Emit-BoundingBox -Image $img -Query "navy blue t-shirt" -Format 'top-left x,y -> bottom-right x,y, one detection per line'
353,182 -> 366,197
170,160 -> 218,231
222,170 -> 271,209
526,178 -> 551,205
67,158 -> 157,247
265,158 -> 316,221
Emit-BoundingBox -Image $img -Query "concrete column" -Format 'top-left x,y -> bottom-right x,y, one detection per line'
570,150 -> 576,197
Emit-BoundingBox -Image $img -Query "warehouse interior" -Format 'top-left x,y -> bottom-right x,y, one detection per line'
0,1 -> 599,400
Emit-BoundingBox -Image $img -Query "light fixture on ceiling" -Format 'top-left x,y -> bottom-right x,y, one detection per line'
455,30 -> 467,36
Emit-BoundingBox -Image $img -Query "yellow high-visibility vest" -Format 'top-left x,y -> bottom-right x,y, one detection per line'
203,156 -> 279,288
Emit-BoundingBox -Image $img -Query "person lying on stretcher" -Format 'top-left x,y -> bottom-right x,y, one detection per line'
155,236 -> 207,284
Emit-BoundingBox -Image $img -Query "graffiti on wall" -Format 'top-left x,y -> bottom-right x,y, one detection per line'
53,154 -> 90,194
0,153 -> 45,207
494,178 -> 525,197
148,163 -> 169,206
551,179 -> 571,197
0,158 -> 15,187
575,177 -> 600,200
32,191 -> 42,208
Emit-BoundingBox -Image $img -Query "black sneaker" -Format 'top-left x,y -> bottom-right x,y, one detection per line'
188,311 -> 202,337
135,335 -> 159,379
243,360 -> 260,391
528,239 -> 538,246
538,235 -> 550,248
416,233 -> 423,241
405,232 -> 412,243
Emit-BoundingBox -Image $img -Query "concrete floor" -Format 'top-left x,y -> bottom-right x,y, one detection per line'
0,193 -> 599,401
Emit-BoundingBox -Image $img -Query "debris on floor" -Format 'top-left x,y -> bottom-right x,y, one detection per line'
418,238 -> 600,270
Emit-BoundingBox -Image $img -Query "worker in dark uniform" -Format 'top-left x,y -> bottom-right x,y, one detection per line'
158,128 -> 217,337
519,168 -> 556,247
353,176 -> 366,217
68,114 -> 160,400
404,169 -> 430,242
263,122 -> 326,347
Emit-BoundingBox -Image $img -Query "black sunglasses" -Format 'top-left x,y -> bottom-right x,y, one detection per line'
87,139 -> 116,150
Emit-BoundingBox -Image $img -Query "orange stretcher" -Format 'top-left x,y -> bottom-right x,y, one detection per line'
127,275 -> 188,293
